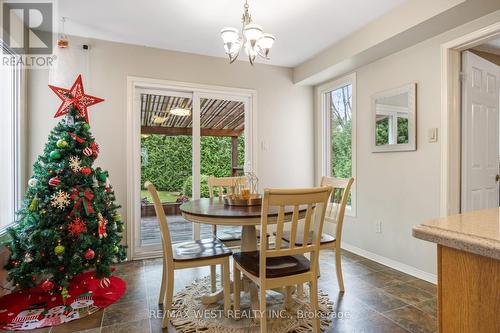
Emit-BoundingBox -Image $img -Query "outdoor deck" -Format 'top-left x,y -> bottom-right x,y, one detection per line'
141,215 -> 239,246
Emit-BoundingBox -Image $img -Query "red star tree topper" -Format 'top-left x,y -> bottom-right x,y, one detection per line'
48,74 -> 104,123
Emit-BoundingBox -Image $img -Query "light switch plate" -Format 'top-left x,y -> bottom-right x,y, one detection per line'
428,128 -> 438,143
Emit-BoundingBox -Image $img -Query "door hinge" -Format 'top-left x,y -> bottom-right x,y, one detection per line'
459,72 -> 467,82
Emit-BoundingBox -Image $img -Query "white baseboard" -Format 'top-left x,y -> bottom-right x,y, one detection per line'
342,242 -> 437,284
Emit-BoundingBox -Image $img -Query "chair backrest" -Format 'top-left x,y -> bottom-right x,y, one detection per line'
320,176 -> 354,245
144,181 -> 173,264
260,186 -> 332,278
208,176 -> 249,198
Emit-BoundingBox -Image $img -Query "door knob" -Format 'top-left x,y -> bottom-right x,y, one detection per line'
496,175 -> 500,182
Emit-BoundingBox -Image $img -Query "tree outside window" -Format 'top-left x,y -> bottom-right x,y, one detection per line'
329,84 -> 352,180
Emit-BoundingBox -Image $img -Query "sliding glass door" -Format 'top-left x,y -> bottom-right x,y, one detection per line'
197,94 -> 247,240
139,90 -> 193,250
132,86 -> 252,258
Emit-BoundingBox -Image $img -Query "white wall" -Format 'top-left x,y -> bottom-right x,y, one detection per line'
27,38 -> 314,244
321,10 -> 500,278
334,44 -> 441,277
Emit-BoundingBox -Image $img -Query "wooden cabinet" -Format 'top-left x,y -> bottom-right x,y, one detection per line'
413,208 -> 500,333
438,245 -> 500,333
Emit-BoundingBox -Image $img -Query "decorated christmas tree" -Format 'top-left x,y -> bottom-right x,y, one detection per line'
4,75 -> 126,298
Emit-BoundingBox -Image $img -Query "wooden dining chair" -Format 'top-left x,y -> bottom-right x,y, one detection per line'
233,186 -> 332,333
145,181 -> 232,329
208,175 -> 248,246
279,176 -> 354,293
207,176 -> 247,292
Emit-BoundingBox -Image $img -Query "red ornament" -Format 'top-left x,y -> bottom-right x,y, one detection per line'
80,167 -> 92,175
49,176 -> 60,187
90,141 -> 99,157
67,131 -> 85,143
68,217 -> 87,236
41,280 -> 54,291
98,213 -> 108,239
84,249 -> 95,260
83,147 -> 93,157
48,74 -> 104,123
98,277 -> 111,288
58,266 -> 65,272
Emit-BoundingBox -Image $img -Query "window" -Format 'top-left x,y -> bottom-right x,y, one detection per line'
0,41 -> 23,231
316,73 -> 356,215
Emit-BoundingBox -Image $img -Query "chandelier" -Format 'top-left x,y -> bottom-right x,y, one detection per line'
220,0 -> 275,65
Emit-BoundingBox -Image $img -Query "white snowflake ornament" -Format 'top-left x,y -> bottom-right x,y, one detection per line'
50,190 -> 70,209
69,156 -> 81,172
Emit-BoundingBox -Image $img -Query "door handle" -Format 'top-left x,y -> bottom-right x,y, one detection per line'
496,175 -> 500,182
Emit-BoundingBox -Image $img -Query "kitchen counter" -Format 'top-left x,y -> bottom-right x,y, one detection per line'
413,208 -> 500,333
412,207 -> 500,260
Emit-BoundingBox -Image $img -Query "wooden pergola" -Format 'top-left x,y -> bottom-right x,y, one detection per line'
141,93 -> 245,175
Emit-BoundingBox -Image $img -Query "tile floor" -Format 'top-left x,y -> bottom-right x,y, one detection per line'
4,250 -> 437,333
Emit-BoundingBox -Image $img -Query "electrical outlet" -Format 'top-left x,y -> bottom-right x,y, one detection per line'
375,221 -> 382,233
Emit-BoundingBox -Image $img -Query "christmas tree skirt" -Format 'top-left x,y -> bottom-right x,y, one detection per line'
0,270 -> 126,331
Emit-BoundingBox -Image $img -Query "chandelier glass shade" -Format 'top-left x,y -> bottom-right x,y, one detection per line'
220,1 -> 275,65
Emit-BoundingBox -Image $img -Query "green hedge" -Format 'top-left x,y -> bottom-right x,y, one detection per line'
182,175 -> 210,198
141,135 -> 244,194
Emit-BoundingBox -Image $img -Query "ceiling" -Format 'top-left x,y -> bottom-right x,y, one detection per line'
57,0 -> 407,67
474,37 -> 500,55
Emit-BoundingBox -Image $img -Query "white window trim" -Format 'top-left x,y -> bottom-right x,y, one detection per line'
315,72 -> 357,217
0,41 -> 25,234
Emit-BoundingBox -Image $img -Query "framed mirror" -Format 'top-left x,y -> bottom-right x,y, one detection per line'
372,83 -> 416,152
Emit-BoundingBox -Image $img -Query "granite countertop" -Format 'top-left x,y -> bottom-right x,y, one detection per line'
413,208 -> 500,260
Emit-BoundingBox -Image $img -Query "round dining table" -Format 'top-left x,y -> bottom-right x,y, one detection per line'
180,197 -> 305,305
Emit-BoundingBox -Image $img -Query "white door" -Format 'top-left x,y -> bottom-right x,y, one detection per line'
461,51 -> 500,212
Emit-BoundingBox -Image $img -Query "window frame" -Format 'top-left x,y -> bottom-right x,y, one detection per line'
315,72 -> 357,216
0,41 -> 24,233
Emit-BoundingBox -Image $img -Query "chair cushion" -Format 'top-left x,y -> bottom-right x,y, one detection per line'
232,251 -> 310,278
173,238 -> 232,261
278,231 -> 336,246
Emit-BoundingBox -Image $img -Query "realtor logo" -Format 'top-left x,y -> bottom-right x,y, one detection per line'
2,2 -> 53,54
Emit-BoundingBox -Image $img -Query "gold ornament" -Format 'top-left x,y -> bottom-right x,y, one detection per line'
54,244 -> 65,255
61,287 -> 70,305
